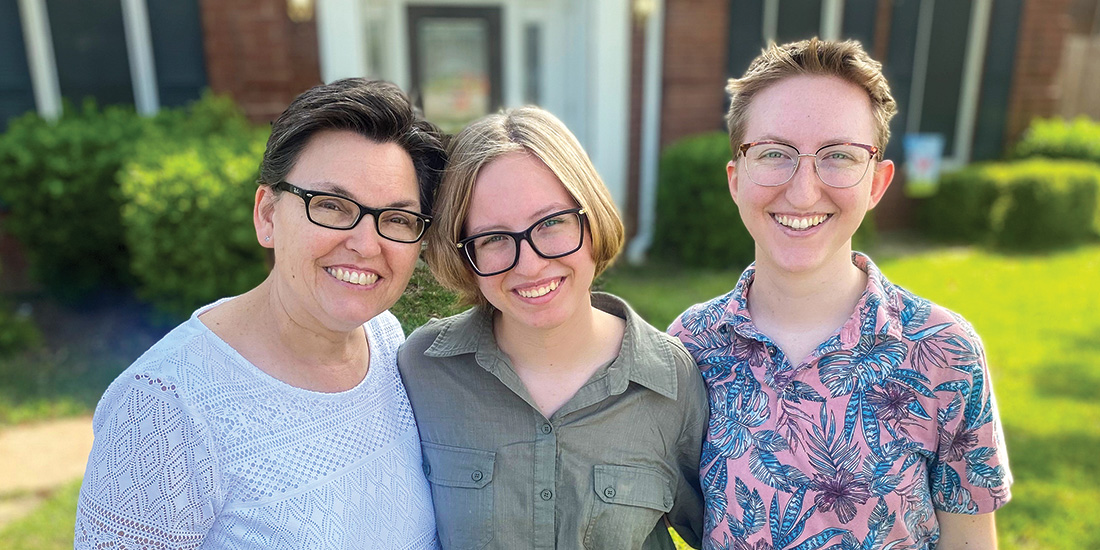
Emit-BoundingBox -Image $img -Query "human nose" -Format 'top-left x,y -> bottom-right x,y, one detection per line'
345,215 -> 385,256
784,154 -> 823,207
511,237 -> 549,276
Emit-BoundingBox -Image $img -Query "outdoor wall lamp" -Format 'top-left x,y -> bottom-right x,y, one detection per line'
287,0 -> 314,23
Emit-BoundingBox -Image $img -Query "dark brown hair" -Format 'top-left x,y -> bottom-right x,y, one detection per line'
259,78 -> 447,214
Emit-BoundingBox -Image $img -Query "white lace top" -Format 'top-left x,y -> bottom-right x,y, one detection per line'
76,301 -> 439,549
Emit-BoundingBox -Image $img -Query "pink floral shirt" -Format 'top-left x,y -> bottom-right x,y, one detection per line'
669,253 -> 1011,550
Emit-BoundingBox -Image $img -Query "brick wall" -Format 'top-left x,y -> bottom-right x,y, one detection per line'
1005,0 -> 1074,145
199,0 -> 322,124
660,0 -> 729,147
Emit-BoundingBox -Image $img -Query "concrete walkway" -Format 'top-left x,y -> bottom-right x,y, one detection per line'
0,416 -> 93,529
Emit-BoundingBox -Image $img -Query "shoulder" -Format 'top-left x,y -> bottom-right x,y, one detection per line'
398,308 -> 480,371
365,310 -> 407,356
595,293 -> 706,400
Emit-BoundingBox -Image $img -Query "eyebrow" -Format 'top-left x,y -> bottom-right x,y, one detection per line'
312,182 -> 420,209
748,135 -> 864,148
466,202 -> 579,235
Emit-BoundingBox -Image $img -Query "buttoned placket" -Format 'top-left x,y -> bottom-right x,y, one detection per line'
532,413 -> 556,549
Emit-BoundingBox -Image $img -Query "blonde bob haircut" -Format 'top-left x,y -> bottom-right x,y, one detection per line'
726,37 -> 898,158
425,106 -> 625,308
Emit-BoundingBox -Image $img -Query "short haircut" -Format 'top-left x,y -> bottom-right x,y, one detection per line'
425,106 -> 625,308
726,37 -> 898,158
259,78 -> 447,214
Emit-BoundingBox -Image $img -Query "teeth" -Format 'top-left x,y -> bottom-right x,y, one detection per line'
775,214 -> 828,230
326,267 -> 378,286
517,279 -> 559,298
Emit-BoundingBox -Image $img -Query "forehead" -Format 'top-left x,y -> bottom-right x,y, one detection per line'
465,152 -> 576,226
288,129 -> 419,202
743,75 -> 876,145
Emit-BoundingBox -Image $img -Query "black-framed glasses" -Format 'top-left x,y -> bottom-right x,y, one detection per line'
273,181 -> 431,243
457,208 -> 587,277
737,141 -> 880,189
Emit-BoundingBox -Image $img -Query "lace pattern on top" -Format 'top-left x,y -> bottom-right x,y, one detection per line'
76,304 -> 438,549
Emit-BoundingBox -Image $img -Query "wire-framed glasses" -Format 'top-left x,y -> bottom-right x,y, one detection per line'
457,208 -> 587,277
737,141 -> 880,189
273,181 -> 431,243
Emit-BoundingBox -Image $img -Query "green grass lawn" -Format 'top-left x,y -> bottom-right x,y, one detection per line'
3,243 -> 1097,548
602,243 -> 1100,550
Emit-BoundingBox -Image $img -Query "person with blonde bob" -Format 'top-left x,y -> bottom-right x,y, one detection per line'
399,106 -> 707,549
670,38 -> 1011,549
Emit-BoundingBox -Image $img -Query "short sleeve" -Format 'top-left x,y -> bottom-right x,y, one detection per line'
928,325 -> 1012,514
75,380 -> 220,549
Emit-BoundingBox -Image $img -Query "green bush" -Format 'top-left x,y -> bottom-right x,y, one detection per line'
0,301 -> 40,357
918,166 -> 1001,244
653,132 -> 753,269
653,132 -> 878,269
120,125 -> 270,320
0,102 -> 149,300
920,159 -> 1100,249
1012,116 -> 1100,164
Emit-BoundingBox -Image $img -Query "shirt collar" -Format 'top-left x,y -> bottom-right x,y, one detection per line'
423,292 -> 678,401
724,252 -> 906,348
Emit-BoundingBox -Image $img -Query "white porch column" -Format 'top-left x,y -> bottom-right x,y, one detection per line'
588,0 -> 631,210
17,0 -> 61,120
317,0 -> 368,81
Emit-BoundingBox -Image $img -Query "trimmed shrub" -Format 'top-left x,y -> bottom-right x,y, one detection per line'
0,102 -> 148,300
918,166 -> 1001,244
920,159 -> 1100,249
1012,116 -> 1100,164
120,127 -> 270,321
653,133 -> 753,269
653,132 -> 878,269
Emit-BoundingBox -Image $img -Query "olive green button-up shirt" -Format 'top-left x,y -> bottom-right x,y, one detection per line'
398,293 -> 707,550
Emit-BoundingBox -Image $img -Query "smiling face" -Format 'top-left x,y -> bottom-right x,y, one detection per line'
255,129 -> 423,334
464,151 -> 596,332
728,74 -> 894,278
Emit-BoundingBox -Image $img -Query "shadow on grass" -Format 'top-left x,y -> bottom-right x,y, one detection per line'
0,290 -> 168,425
1031,331 -> 1100,403
1002,424 -> 1100,487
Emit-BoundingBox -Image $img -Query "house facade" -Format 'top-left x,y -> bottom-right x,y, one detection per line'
2,0 -> 1092,254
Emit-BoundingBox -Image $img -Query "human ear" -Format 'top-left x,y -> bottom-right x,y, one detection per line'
867,159 -> 895,209
727,160 -> 740,206
254,185 -> 277,248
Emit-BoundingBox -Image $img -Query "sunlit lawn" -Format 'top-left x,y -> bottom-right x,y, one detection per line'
3,242 -> 1097,549
602,242 -> 1100,550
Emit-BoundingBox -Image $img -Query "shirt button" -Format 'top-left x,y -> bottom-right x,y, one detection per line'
422,463 -> 431,476
603,487 -> 616,499
541,489 -> 553,501
471,470 -> 483,482
541,423 -> 553,435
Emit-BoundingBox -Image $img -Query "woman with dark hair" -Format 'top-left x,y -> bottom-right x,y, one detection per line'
76,79 -> 445,549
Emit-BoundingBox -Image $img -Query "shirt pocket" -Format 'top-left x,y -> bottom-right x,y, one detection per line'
421,442 -> 495,550
583,464 -> 674,549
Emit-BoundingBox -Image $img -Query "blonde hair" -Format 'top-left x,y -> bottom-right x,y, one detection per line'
425,106 -> 625,308
726,37 -> 897,157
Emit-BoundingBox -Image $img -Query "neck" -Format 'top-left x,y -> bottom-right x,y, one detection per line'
748,250 -> 867,337
202,276 -> 370,392
494,295 -> 607,373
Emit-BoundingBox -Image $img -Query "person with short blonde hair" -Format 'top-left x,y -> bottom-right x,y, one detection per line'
425,106 -> 624,308
725,38 -> 897,157
670,38 -> 1011,549
401,106 -> 707,549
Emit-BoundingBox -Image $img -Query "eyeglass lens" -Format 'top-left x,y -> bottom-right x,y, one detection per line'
307,195 -> 426,242
743,143 -> 873,188
464,210 -> 584,275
